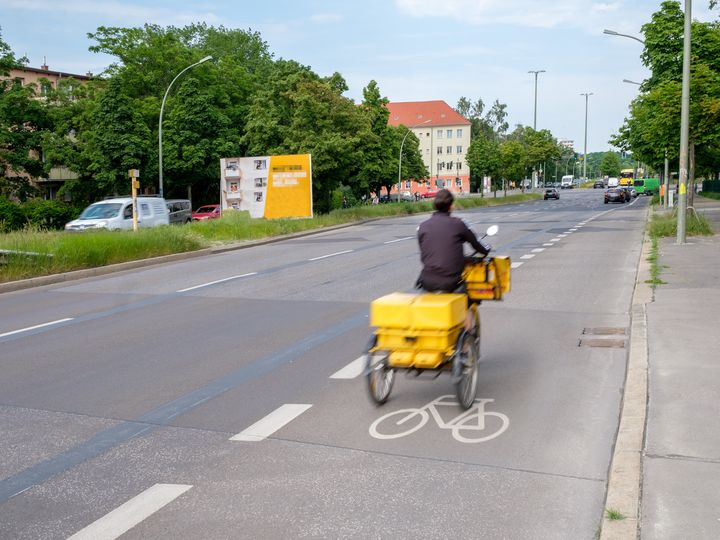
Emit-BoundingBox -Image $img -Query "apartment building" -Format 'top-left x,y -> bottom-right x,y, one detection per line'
3,64 -> 92,199
387,100 -> 472,196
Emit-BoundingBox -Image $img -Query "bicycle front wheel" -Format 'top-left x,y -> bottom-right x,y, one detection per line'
366,350 -> 395,405
369,408 -> 428,439
455,331 -> 479,409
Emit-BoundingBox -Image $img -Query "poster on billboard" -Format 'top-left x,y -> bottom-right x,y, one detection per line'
220,154 -> 313,219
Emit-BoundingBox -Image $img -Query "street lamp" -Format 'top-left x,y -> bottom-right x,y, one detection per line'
158,55 -> 213,198
528,70 -> 546,130
622,79 -> 642,86
580,92 -> 593,182
398,119 -> 431,201
603,29 -> 645,44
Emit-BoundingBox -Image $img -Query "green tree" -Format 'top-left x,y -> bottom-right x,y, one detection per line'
466,134 -> 501,190
599,151 -> 622,177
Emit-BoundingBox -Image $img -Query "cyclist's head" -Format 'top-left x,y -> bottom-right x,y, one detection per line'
433,189 -> 454,213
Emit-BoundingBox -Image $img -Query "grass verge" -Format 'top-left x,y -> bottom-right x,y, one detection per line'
0,193 -> 539,283
644,236 -> 667,289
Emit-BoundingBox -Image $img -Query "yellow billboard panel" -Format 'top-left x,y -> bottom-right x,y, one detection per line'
220,154 -> 312,219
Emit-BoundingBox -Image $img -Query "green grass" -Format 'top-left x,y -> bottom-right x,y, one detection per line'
605,508 -> 626,521
0,194 -> 540,283
644,236 -> 667,289
648,209 -> 713,238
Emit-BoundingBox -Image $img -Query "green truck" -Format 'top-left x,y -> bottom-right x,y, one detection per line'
633,178 -> 659,195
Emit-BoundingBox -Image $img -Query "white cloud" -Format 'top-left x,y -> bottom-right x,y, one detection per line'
3,0 -> 222,26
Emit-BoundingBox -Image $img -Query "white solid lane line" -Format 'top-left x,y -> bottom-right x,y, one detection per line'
177,273 -> 257,293
67,484 -> 192,540
308,250 -> 353,261
511,262 -> 524,269
0,318 -> 74,339
531,248 -> 545,253
230,404 -> 312,442
384,236 -> 414,244
520,254 -> 535,260
330,356 -> 365,379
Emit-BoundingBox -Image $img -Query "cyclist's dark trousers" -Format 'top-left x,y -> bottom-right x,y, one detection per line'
419,274 -> 463,293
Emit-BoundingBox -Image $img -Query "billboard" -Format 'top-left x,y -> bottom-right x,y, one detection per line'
220,154 -> 312,219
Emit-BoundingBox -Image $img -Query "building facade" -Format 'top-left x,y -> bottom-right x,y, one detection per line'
387,100 -> 472,196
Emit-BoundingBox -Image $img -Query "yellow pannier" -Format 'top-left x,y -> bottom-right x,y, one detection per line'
463,256 -> 511,301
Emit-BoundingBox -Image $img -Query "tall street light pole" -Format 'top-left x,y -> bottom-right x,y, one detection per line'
158,55 -> 213,199
622,79 -> 641,86
398,119 -> 431,201
677,0 -> 692,244
580,92 -> 593,182
528,70 -> 546,130
603,29 -> 645,45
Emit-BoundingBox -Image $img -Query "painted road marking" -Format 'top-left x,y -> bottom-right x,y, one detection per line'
330,356 -> 365,379
384,236 -> 414,244
550,238 -> 561,242
510,262 -> 524,269
177,273 -> 257,292
67,483 -> 192,540
531,248 -> 545,253
0,318 -> 74,339
230,404 -> 312,442
558,234 -> 567,238
520,254 -> 535,260
308,250 -> 353,261
543,243 -> 554,247
570,228 -> 578,231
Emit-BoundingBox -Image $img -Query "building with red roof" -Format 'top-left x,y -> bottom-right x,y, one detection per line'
387,100 -> 471,197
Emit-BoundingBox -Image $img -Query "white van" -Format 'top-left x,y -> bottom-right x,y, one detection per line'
607,177 -> 619,188
560,175 -> 574,189
65,197 -> 169,231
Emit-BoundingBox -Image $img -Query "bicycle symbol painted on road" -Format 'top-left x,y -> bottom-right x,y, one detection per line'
369,395 -> 509,444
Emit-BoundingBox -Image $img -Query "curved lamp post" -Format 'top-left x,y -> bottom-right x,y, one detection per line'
158,55 -> 213,198
603,29 -> 645,44
397,119 -> 431,200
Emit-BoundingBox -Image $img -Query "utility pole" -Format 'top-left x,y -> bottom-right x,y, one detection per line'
677,0 -> 691,244
580,92 -> 593,182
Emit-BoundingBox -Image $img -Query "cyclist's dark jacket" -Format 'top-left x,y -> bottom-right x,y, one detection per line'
417,211 -> 489,292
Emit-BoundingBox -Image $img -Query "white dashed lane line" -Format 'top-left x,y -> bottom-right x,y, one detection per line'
0,318 -> 74,339
308,250 -> 354,261
68,484 -> 193,540
531,248 -> 545,253
511,262 -> 524,269
330,356 -> 365,379
543,243 -> 554,247
229,404 -> 312,442
176,273 -> 257,293
383,236 -> 414,244
520,254 -> 535,260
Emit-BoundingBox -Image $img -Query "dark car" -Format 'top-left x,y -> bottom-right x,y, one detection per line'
604,188 -> 625,204
593,180 -> 605,189
544,188 -> 560,200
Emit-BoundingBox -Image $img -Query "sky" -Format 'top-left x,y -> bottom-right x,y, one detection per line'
2,0 -> 718,153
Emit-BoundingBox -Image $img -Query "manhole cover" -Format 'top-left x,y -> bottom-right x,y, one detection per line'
578,339 -> 626,348
583,327 -> 627,335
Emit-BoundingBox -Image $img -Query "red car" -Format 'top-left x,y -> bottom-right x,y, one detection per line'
421,191 -> 438,199
192,204 -> 221,221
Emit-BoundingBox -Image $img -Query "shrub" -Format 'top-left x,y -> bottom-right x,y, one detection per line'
702,179 -> 720,193
23,199 -> 80,230
0,197 -> 26,232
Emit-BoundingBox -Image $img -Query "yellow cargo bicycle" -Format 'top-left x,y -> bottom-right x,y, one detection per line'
365,227 -> 511,409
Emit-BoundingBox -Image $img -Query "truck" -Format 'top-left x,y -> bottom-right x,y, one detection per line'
560,175 -> 574,189
633,178 -> 659,196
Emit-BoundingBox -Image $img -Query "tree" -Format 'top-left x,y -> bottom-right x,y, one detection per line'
599,152 -> 622,177
466,134 -> 501,191
0,31 -> 51,199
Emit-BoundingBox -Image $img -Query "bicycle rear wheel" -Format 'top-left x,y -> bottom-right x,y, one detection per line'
454,317 -> 479,410
366,349 -> 395,405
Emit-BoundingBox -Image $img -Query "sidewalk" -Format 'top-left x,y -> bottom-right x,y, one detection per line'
642,195 -> 720,538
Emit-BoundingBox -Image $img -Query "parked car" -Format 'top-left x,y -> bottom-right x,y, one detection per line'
166,199 -> 192,224
65,197 -> 169,231
628,187 -> 638,198
593,180 -> 605,189
192,204 -> 221,221
604,188 -> 625,204
420,191 -> 439,199
544,188 -> 560,200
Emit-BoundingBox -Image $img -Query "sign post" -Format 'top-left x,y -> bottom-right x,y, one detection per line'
129,169 -> 140,232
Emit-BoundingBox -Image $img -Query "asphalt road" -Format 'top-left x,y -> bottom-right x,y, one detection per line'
0,189 -> 648,539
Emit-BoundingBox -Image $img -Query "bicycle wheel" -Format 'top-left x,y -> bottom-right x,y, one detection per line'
454,330 -> 479,410
451,411 -> 510,443
366,350 -> 395,405
369,408 -> 429,439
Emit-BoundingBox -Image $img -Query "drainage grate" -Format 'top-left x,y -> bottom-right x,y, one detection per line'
579,339 -> 626,348
583,327 -> 627,335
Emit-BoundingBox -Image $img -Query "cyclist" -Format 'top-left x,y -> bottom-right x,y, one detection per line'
416,189 -> 490,330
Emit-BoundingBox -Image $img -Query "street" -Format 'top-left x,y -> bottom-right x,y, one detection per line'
0,190 -> 648,539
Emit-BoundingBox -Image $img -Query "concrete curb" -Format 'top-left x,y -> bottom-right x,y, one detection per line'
0,218 -> 383,295
599,206 -> 652,540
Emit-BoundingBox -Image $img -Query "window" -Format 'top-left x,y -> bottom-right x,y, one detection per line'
437,146 -> 443,155
437,179 -> 445,188
140,203 -> 151,217
40,81 -> 52,96
447,129 -> 453,138
457,145 -> 463,154
405,180 -> 411,189
457,162 -> 462,170
457,129 -> 463,137
446,146 -> 452,154
446,162 -> 453,170
437,130 -> 443,138
456,178 -> 463,187
426,132 -> 430,137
